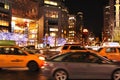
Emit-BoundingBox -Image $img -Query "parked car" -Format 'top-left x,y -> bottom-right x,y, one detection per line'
0,40 -> 45,71
41,51 -> 120,80
60,43 -> 88,54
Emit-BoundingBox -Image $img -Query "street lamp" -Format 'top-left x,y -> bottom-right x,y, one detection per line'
82,28 -> 89,45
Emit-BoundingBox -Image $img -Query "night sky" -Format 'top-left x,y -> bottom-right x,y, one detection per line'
64,0 -> 108,39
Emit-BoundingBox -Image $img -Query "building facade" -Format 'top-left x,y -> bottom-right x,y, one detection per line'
67,15 -> 76,42
75,12 -> 84,43
103,6 -> 111,42
10,0 -> 40,46
38,0 -> 68,46
0,0 -> 68,47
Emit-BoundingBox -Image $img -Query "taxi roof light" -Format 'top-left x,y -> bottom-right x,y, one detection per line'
102,42 -> 120,47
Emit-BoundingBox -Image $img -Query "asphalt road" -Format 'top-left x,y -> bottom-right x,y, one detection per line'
0,68 -> 47,80
0,68 -> 109,80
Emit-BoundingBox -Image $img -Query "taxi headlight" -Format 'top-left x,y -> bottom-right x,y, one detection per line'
39,56 -> 45,60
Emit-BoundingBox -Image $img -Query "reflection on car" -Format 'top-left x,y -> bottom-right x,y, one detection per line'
41,51 -> 120,80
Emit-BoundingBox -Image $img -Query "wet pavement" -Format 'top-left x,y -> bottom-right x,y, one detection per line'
0,68 -> 109,80
0,68 -> 47,80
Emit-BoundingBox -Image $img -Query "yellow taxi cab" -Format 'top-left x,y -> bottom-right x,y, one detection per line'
60,43 -> 88,54
0,40 -> 45,71
96,42 -> 120,61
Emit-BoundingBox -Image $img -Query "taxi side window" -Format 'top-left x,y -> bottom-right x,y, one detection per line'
106,48 -> 116,53
70,46 -> 86,50
13,48 -> 26,55
0,48 -> 4,54
1,47 -> 26,55
62,46 -> 69,50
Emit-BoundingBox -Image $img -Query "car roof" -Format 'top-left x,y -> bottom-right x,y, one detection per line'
48,50 -> 106,60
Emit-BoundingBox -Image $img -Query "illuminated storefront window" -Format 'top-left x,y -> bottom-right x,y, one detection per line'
50,32 -> 56,36
29,34 -> 36,39
12,17 -> 38,46
29,29 -> 37,34
0,12 -> 10,27
0,20 -> 9,26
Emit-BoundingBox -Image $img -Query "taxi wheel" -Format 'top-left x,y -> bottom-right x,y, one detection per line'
112,69 -> 120,80
53,69 -> 68,80
27,61 -> 39,71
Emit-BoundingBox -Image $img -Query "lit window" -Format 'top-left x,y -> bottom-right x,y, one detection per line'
69,34 -> 74,36
4,4 -> 9,10
29,34 -> 36,38
50,32 -> 56,36
44,0 -> 58,6
49,28 -> 58,31
69,31 -> 75,33
0,20 -> 9,26
45,10 -> 58,18
69,26 -> 74,28
29,29 -> 37,34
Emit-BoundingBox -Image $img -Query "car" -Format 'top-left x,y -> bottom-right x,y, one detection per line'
96,46 -> 120,61
0,40 -> 45,71
41,51 -> 120,80
60,43 -> 88,54
21,45 -> 40,54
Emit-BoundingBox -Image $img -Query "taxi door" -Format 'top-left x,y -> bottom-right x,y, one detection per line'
105,47 -> 120,61
0,47 -> 12,67
2,47 -> 28,67
0,54 -> 9,67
